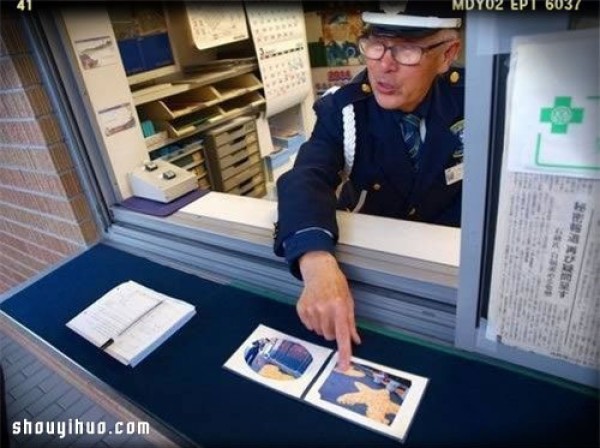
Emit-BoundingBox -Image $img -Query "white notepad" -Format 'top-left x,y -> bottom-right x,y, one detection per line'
67,281 -> 196,367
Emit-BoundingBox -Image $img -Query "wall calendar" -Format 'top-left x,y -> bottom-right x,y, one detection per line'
246,4 -> 312,117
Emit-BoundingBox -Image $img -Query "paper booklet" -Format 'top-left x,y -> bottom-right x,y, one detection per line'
224,324 -> 428,443
67,281 -> 196,367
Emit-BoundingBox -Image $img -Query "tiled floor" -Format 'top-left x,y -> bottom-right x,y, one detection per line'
1,329 -> 168,448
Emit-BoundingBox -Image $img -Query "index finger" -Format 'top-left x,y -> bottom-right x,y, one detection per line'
334,311 -> 352,371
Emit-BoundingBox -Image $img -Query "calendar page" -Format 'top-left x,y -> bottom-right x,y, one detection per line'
246,4 -> 312,117
186,2 -> 249,50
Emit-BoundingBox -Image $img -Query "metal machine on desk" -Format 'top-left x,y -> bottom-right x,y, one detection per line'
128,159 -> 197,203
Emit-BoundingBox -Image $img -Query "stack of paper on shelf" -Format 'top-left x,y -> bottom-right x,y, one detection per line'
179,192 -> 459,294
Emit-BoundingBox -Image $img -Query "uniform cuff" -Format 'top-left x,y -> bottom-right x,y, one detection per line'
284,230 -> 335,280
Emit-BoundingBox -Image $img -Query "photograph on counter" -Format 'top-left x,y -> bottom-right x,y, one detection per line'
243,336 -> 314,381
223,324 -> 333,398
225,326 -> 429,441
304,354 -> 428,442
316,362 -> 412,425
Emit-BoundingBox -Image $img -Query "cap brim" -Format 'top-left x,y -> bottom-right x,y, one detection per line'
362,12 -> 461,38
370,25 -> 439,38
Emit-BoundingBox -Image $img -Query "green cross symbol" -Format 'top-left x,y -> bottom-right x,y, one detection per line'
540,97 -> 584,134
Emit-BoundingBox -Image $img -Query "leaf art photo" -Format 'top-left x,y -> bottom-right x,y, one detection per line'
225,325 -> 428,442
316,362 -> 412,426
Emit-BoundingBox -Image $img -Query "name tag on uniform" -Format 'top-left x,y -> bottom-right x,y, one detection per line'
445,163 -> 464,185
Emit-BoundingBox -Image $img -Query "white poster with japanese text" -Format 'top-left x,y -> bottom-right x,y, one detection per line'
486,29 -> 599,369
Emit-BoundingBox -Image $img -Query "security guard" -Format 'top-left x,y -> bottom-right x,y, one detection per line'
274,4 -> 464,370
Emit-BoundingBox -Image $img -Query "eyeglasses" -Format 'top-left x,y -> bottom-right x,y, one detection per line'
358,37 -> 453,66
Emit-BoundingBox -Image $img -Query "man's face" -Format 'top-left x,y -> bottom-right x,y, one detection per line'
366,31 -> 457,112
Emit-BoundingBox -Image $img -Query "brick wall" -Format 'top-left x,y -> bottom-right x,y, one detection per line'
0,12 -> 100,295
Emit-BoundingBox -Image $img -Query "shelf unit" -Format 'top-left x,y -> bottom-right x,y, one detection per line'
154,91 -> 264,139
203,116 -> 266,198
59,4 -> 314,201
136,66 -> 266,193
131,62 -> 258,106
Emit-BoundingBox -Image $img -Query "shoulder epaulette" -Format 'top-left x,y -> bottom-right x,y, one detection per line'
329,69 -> 373,107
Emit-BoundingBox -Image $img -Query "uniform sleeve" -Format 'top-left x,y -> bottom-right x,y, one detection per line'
273,93 -> 346,276
280,229 -> 336,279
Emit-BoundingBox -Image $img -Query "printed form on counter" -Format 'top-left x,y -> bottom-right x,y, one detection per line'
67,281 -> 196,367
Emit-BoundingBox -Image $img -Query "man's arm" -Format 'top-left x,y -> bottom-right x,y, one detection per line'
274,92 -> 361,368
298,251 -> 361,370
274,92 -> 346,265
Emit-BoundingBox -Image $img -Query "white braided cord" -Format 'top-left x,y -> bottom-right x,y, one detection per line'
322,86 -> 340,97
321,86 -> 356,198
341,104 -> 356,178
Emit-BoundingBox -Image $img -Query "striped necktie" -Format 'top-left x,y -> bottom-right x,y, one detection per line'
400,114 -> 422,171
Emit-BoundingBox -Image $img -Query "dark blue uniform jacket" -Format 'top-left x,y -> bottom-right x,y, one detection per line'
274,69 -> 464,278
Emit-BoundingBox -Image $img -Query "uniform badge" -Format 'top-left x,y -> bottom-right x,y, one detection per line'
447,119 -> 464,184
449,119 -> 465,144
445,163 -> 464,185
452,149 -> 463,160
449,119 -> 465,161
